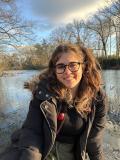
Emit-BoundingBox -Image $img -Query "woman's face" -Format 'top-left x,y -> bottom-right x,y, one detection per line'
55,51 -> 83,90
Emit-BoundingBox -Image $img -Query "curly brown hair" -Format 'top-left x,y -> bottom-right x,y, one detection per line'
37,43 -> 102,114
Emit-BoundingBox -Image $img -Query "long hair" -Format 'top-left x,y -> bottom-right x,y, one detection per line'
26,43 -> 102,114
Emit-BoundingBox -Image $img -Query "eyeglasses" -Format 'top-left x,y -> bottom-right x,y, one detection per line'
55,62 -> 83,74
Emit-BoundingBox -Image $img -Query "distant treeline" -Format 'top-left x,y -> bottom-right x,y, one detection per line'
0,43 -> 120,73
0,52 -> 120,73
98,56 -> 120,69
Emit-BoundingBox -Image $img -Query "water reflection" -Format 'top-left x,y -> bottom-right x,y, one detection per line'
102,70 -> 120,101
0,70 -> 39,113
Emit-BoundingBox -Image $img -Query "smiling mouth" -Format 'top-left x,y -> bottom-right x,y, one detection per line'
64,77 -> 74,81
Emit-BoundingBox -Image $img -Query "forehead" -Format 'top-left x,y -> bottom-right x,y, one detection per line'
56,51 -> 81,64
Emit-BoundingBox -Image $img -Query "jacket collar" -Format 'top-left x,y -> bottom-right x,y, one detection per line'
34,79 -> 57,101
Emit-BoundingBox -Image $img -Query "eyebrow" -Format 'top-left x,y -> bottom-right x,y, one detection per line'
56,63 -> 65,66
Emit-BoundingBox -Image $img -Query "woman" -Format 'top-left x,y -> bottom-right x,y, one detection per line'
0,43 -> 107,160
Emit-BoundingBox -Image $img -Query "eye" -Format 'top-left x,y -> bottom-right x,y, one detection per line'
69,62 -> 78,68
56,64 -> 65,69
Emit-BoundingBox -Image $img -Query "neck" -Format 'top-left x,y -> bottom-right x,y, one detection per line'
70,86 -> 78,99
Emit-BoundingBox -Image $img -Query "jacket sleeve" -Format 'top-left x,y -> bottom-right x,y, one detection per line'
17,97 -> 44,160
86,90 -> 108,160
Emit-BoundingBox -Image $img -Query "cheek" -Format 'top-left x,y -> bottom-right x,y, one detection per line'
56,74 -> 62,81
75,73 -> 81,81
77,68 -> 83,80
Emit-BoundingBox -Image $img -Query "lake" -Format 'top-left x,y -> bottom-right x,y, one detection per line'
0,70 -> 120,113
0,70 -> 120,152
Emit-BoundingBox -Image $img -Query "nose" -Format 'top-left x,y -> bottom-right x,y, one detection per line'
64,66 -> 71,74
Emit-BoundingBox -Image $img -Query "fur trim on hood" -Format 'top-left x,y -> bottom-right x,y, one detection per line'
24,75 -> 40,95
24,75 -> 57,101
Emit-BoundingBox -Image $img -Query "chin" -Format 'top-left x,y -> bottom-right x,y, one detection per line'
65,84 -> 76,89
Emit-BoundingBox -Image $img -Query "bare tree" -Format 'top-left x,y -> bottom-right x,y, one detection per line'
73,20 -> 94,47
49,26 -> 71,45
49,19 -> 93,48
85,13 -> 111,56
0,0 -> 34,53
105,0 -> 120,18
67,20 -> 84,45
104,0 -> 120,57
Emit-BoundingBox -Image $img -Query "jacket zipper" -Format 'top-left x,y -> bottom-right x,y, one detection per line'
40,101 -> 56,160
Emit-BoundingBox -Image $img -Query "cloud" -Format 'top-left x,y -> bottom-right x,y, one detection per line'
30,0 -> 107,24
18,0 -> 107,33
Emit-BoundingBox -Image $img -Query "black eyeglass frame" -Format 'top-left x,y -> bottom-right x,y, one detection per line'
55,62 -> 84,74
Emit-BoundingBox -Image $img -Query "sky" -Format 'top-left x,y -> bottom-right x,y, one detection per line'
17,0 -> 108,39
